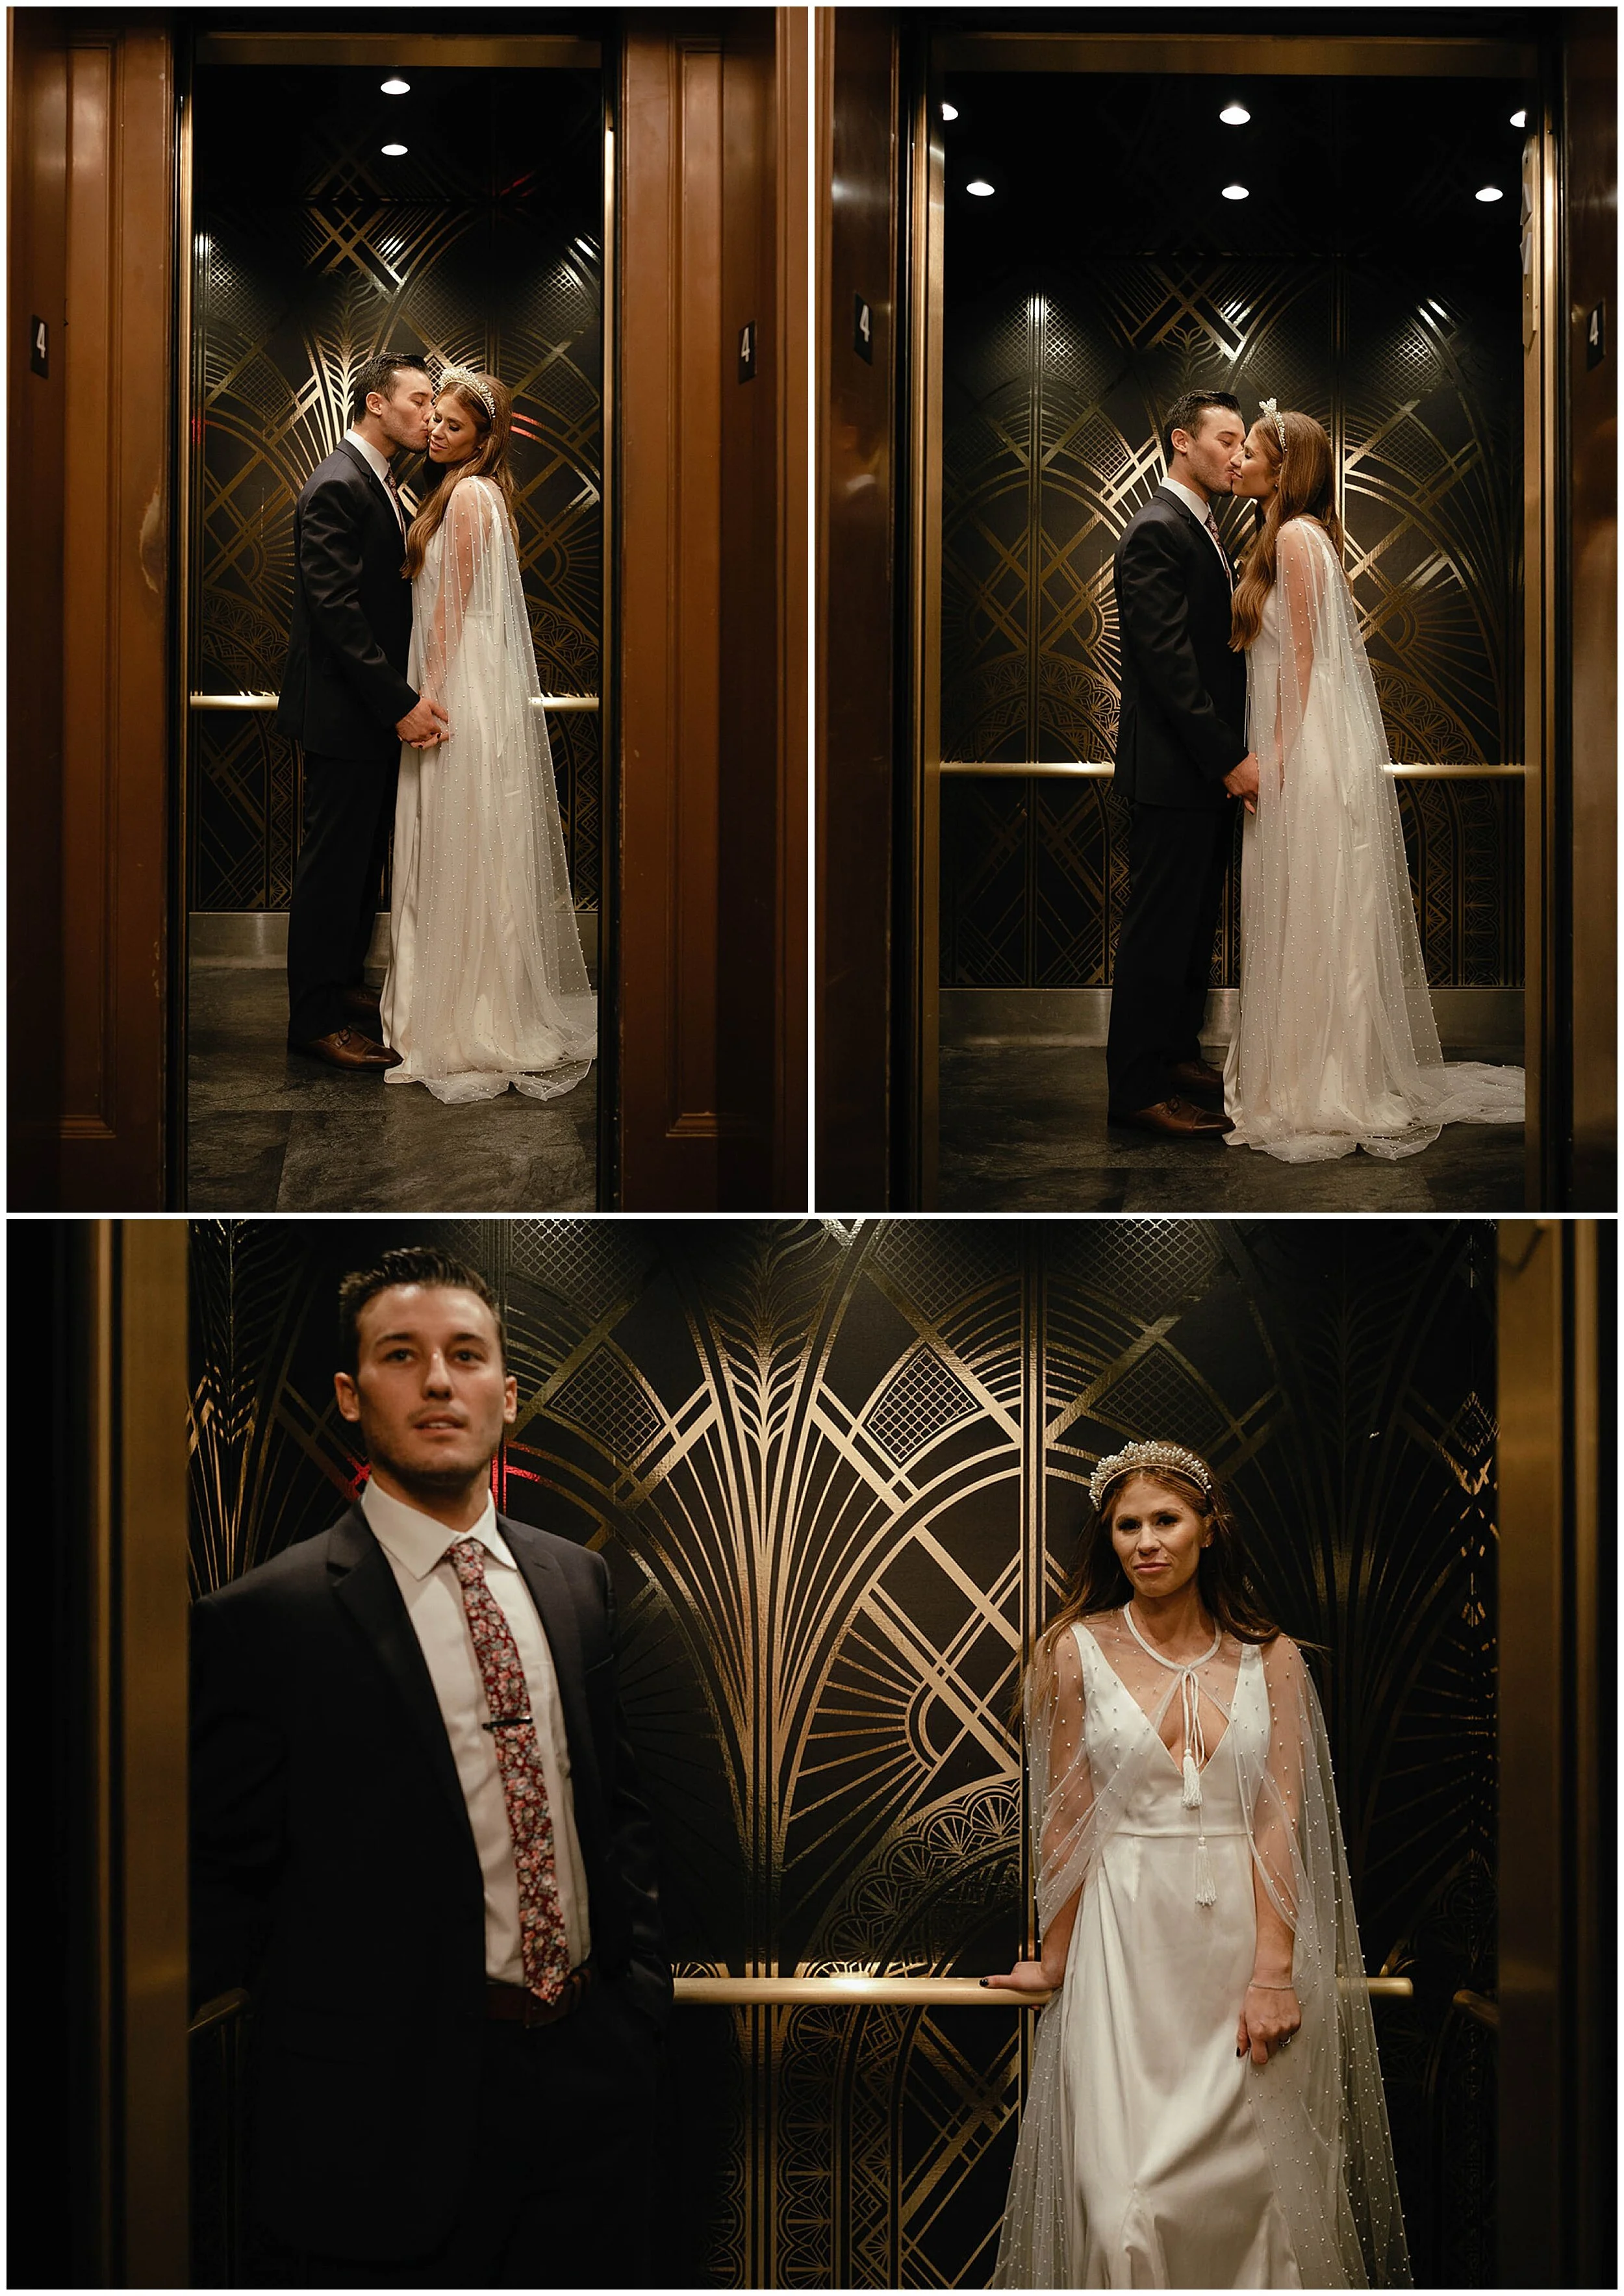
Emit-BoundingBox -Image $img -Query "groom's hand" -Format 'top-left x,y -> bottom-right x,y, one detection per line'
397,696 -> 449,748
1223,751 -> 1260,813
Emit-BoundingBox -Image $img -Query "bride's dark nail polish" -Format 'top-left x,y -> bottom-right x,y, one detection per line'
978,1977 -> 989,1987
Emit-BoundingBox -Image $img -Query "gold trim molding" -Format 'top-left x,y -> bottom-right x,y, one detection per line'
196,35 -> 601,70
935,35 -> 1538,80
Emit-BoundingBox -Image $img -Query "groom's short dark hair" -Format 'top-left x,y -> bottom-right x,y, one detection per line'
352,351 -> 431,422
338,1246 -> 507,1373
1161,390 -> 1241,462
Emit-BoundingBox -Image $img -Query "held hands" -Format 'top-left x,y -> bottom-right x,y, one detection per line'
981,1960 -> 1059,1997
396,695 -> 450,749
1223,751 -> 1261,814
1236,1980 -> 1300,2066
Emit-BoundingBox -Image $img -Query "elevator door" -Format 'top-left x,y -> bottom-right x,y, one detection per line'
189,1217 -> 1497,2286
183,52 -> 604,1205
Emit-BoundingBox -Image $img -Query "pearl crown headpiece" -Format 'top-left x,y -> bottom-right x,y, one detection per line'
1089,1440 -> 1214,1510
1259,397 -> 1288,453
438,364 -> 496,420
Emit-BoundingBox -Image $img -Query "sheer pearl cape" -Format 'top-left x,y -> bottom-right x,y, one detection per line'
1224,518 -> 1522,1163
382,474 -> 596,1104
991,1613 -> 1412,2289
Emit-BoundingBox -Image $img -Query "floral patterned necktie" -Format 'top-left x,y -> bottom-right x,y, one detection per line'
445,1536 -> 571,2003
1203,503 -> 1234,590
383,459 -> 407,538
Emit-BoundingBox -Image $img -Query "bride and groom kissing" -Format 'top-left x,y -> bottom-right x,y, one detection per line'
277,352 -> 595,1105
1106,388 -> 1521,1165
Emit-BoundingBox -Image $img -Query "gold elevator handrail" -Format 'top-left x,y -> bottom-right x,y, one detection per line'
188,1973 -> 1412,2031
670,1974 -> 1414,2005
938,759 -> 1523,781
188,692 -> 599,713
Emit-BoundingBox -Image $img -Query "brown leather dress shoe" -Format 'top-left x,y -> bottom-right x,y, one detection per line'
288,1026 -> 401,1072
341,984 -> 383,1026
1109,1096 -> 1234,1138
1167,1057 -> 1225,1100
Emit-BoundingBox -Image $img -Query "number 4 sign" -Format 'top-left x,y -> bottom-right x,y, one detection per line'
854,294 -> 874,365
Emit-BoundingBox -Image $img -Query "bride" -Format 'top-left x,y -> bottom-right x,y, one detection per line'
986,1441 -> 1410,2289
381,366 -> 596,1104
1222,403 -> 1522,1163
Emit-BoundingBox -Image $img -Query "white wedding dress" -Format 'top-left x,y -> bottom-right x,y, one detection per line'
993,1612 -> 1410,2290
1224,517 -> 1522,1163
381,473 -> 596,1104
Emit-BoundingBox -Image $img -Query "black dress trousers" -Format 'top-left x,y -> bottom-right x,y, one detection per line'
1105,800 -> 1235,1115
285,748 -> 398,1045
244,1982 -> 661,2290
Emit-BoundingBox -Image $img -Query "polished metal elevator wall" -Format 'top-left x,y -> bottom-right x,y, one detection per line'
938,72 -> 1525,998
188,65 -> 603,914
188,1218 -> 1497,2285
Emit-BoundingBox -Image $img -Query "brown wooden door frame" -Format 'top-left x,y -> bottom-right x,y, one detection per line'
7,13 -> 175,1211
616,9 -> 808,1210
814,8 -> 904,1213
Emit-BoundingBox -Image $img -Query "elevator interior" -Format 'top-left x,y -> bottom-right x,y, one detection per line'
908,40 -> 1540,1206
181,41 -> 607,1209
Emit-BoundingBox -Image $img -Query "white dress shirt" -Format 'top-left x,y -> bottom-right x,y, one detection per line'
344,425 -> 406,535
1162,475 -> 1234,584
361,1479 -> 592,1980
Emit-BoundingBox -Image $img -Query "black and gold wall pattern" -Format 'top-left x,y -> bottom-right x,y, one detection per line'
939,71 -> 1525,998
190,1217 -> 1496,2287
189,65 -> 602,915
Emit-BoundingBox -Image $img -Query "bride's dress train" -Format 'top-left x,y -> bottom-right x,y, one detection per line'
382,473 -> 596,1105
1224,517 -> 1522,1163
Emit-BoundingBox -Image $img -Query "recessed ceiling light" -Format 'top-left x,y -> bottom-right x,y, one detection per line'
1510,108 -> 1527,127
1221,183 -> 1249,201
1219,103 -> 1250,125
381,76 -> 410,95
966,178 -> 995,197
941,101 -> 959,121
381,143 -> 408,158
1475,185 -> 1504,203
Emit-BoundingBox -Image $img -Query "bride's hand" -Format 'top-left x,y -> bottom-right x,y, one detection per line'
1236,1982 -> 1300,2065
981,1960 -> 1056,1996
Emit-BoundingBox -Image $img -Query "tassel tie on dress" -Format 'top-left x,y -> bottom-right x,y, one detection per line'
1123,1604 -> 1221,1907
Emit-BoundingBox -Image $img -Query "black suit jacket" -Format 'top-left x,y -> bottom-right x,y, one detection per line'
1111,486 -> 1249,808
275,441 -> 419,760
190,1506 -> 670,2258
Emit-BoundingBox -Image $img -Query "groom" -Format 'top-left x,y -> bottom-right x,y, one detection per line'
278,352 -> 448,1072
1106,390 -> 1259,1137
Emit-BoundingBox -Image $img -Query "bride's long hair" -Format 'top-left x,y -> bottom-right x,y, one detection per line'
402,371 -> 518,580
1229,409 -> 1344,651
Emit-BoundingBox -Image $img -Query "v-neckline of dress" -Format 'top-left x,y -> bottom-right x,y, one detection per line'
1077,1619 -> 1241,1780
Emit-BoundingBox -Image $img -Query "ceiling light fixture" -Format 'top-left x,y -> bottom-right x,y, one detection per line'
1221,183 -> 1249,201
381,77 -> 410,95
1219,102 -> 1250,125
941,101 -> 959,121
1510,108 -> 1527,127
381,142 -> 408,157
1475,185 -> 1504,203
966,178 -> 995,197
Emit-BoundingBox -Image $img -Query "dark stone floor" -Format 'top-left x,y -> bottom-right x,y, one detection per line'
938,1044 -> 1527,1213
186,966 -> 597,1212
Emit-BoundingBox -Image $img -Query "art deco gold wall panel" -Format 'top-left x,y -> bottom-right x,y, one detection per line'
188,65 -> 602,913
939,71 -> 1525,994
190,1218 -> 1496,2285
